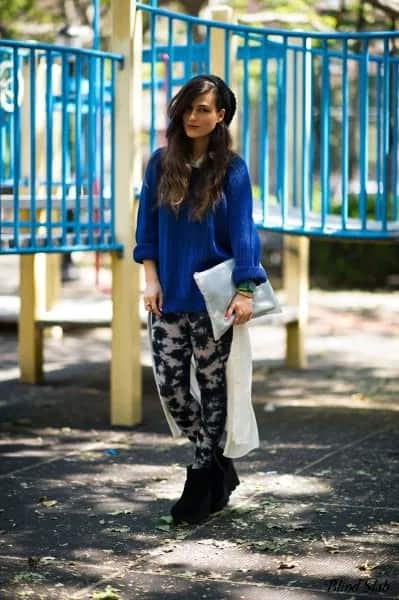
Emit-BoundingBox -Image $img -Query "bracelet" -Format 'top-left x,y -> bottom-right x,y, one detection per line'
236,290 -> 253,299
236,280 -> 256,293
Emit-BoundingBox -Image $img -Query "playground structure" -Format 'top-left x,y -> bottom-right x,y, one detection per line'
0,1 -> 398,426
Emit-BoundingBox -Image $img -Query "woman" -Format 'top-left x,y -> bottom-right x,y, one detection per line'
133,74 -> 266,525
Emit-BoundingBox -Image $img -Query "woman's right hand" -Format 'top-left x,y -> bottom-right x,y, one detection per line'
143,279 -> 163,317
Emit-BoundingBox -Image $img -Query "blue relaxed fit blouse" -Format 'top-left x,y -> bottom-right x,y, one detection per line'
133,148 -> 267,314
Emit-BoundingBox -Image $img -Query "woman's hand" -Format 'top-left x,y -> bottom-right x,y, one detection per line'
225,293 -> 253,325
143,279 -> 163,317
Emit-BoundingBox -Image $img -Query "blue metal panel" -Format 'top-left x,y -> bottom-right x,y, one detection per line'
74,53 -> 82,245
359,38 -> 369,231
1,7 -> 399,253
110,59 -> 116,246
242,32 -> 250,168
301,37 -> 310,230
30,49 -> 37,246
142,44 -> 206,64
292,47 -> 298,208
45,49 -> 53,246
382,39 -> 390,232
376,60 -> 383,222
309,50 -> 316,212
12,47 -> 21,249
259,37 -> 269,227
150,12 -> 157,153
61,53 -> 68,246
341,39 -> 349,231
320,40 -> 330,232
99,57 -> 105,244
88,55 -> 95,246
0,40 -> 122,254
393,59 -> 398,221
280,37 -> 288,228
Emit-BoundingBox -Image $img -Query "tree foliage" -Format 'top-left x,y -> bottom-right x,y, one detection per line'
1,0 -> 398,41
0,0 -> 35,37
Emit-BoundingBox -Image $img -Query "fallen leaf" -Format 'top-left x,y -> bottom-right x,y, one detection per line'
251,540 -> 281,552
12,571 -> 47,583
105,526 -> 130,533
321,535 -> 340,553
108,510 -> 132,516
357,559 -> 377,571
38,497 -> 58,508
92,586 -> 121,600
278,558 -> 296,569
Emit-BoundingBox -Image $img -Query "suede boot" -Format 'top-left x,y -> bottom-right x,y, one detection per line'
210,446 -> 240,513
171,465 -> 212,525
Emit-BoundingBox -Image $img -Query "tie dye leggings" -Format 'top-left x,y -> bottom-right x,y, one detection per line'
151,312 -> 233,468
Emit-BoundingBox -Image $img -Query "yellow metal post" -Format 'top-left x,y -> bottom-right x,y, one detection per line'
208,5 -> 238,144
18,57 -> 62,387
208,5 -> 233,78
282,38 -> 311,368
22,55 -> 62,315
283,235 -> 309,368
110,0 -> 143,425
19,254 -> 46,382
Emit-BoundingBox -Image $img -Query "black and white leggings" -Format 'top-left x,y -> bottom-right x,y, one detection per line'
151,312 -> 233,468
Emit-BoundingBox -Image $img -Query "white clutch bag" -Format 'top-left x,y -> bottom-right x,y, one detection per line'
193,258 -> 282,341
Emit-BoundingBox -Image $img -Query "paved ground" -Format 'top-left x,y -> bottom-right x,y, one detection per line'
0,255 -> 398,599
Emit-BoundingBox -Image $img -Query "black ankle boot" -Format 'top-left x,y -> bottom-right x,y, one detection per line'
171,465 -> 212,525
210,446 -> 240,513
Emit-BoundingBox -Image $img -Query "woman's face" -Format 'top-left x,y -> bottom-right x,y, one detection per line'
182,91 -> 225,140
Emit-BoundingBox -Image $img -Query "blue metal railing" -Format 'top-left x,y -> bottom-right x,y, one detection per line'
1,5 -> 398,254
138,3 -> 399,240
0,40 -> 123,254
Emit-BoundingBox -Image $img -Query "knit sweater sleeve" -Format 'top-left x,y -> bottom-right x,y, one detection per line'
133,149 -> 162,264
225,156 -> 267,286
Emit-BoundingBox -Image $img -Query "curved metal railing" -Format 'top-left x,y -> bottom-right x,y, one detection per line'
1,6 -> 398,255
0,40 -> 123,253
138,3 -> 399,240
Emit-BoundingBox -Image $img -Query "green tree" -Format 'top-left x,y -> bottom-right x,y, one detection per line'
0,0 -> 35,37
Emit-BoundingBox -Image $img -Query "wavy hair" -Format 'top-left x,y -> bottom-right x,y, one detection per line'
157,76 -> 236,221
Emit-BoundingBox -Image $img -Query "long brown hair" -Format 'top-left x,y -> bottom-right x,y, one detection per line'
157,76 -> 236,221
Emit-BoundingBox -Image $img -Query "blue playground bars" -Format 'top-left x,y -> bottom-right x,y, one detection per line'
139,3 -> 399,240
0,5 -> 398,255
0,40 -> 123,254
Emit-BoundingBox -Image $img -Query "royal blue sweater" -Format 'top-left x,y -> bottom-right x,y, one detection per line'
133,148 -> 267,314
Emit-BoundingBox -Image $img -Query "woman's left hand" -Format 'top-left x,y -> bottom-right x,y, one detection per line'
225,293 -> 253,325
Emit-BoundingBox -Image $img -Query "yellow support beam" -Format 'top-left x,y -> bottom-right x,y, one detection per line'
283,235 -> 309,368
110,0 -> 143,425
19,254 -> 46,383
209,5 -> 234,78
282,38 -> 311,369
18,58 -> 62,387
208,5 -> 238,145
